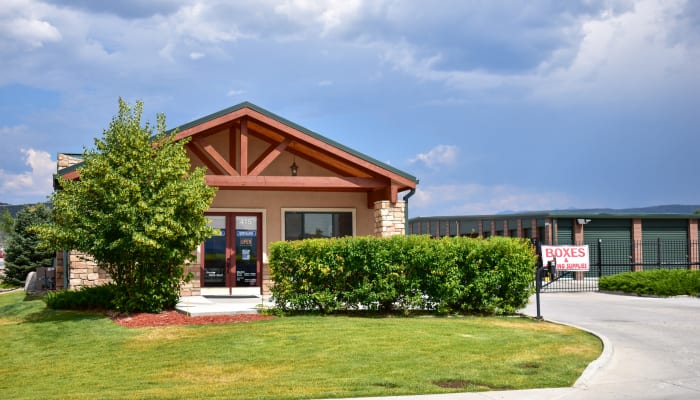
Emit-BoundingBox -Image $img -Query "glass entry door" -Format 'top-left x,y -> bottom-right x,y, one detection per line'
235,215 -> 258,287
202,213 -> 262,288
203,216 -> 227,286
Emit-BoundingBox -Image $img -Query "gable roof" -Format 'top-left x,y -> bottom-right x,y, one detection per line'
167,101 -> 418,186
57,102 -> 418,199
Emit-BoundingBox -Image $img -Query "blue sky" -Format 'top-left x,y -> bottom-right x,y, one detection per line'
1,0 -> 699,217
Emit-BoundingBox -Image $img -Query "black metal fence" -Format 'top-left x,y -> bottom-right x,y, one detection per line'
541,239 -> 700,292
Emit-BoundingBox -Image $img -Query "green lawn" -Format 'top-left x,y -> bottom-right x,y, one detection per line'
0,291 -> 601,399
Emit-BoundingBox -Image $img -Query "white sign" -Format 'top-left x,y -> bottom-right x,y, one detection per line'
541,245 -> 590,271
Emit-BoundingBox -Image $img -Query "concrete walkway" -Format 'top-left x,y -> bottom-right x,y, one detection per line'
175,294 -> 274,316
328,292 -> 700,400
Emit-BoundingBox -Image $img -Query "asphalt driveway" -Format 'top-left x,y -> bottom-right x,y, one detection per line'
332,292 -> 700,400
521,292 -> 700,400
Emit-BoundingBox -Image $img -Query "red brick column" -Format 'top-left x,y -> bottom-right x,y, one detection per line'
545,219 -> 553,245
631,219 -> 643,271
574,220 -> 584,280
689,219 -> 699,270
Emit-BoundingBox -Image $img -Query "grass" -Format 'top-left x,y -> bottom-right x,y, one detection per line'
600,269 -> 700,297
0,291 -> 601,399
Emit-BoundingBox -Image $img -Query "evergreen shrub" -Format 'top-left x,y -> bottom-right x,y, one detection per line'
599,269 -> 700,297
45,283 -> 117,310
269,235 -> 536,315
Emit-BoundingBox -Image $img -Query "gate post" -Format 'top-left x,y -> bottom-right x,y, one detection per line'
597,239 -> 603,279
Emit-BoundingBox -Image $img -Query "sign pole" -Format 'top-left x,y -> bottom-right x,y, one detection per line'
534,238 -> 543,320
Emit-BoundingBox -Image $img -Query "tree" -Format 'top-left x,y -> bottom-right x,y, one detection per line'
37,99 -> 216,312
0,208 -> 13,247
3,204 -> 54,286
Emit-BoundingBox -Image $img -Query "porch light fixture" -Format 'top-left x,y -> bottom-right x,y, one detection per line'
290,158 -> 298,176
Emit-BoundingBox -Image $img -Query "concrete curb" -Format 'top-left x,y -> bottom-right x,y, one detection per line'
547,319 -> 614,389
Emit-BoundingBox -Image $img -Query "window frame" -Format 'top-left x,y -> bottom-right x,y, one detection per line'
281,208 -> 356,241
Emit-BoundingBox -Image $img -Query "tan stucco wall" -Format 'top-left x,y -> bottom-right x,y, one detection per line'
210,190 -> 373,252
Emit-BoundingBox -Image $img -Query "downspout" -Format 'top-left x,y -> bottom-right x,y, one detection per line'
403,188 -> 417,235
63,250 -> 70,289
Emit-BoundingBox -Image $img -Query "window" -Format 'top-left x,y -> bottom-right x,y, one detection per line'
284,211 -> 353,240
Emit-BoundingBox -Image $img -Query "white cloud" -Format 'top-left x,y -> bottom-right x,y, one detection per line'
273,0 -> 364,37
189,51 -> 205,60
378,0 -> 699,105
410,145 -> 458,170
0,0 -> 62,50
410,183 -> 575,216
226,89 -> 245,97
317,80 -> 333,86
0,148 -> 55,199
1,16 -> 62,48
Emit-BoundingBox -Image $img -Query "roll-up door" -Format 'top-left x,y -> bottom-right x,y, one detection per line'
459,219 -> 479,237
642,219 -> 688,269
556,219 -> 574,245
583,219 -> 632,276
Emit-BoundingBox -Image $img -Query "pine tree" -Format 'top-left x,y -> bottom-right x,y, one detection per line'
3,204 -> 54,286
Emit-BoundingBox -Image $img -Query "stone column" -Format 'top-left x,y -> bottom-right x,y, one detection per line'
57,153 -> 83,171
373,201 -> 406,237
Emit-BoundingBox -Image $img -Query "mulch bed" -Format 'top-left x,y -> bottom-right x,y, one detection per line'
111,311 -> 275,328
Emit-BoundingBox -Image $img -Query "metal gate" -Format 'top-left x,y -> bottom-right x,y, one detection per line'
540,239 -> 700,292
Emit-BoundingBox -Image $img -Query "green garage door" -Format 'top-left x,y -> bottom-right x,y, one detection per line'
642,219 -> 688,270
556,219 -> 574,245
583,219 -> 632,276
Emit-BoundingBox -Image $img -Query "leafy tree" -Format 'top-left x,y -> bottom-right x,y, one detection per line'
37,99 -> 216,312
2,204 -> 54,286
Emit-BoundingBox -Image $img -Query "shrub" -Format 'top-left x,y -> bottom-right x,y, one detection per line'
599,269 -> 700,297
269,235 -> 536,315
45,284 -> 117,310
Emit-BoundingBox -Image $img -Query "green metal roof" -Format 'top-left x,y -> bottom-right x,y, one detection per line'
411,210 -> 700,221
166,101 -> 418,184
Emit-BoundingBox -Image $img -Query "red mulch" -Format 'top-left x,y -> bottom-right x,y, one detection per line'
111,311 -> 275,328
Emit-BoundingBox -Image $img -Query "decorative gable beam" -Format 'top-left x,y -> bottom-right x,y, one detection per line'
186,142 -> 224,175
191,137 -> 238,176
249,138 -> 291,176
240,118 -> 249,176
205,176 -> 386,191
245,108 -> 417,190
367,183 -> 399,208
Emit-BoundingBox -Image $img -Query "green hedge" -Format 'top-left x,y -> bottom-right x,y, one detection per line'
45,284 -> 117,310
599,269 -> 700,297
269,235 -> 537,315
